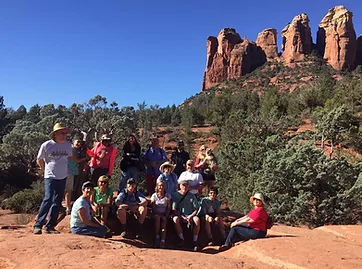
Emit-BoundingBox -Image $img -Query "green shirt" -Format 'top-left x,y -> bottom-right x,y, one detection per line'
197,197 -> 221,216
172,191 -> 199,216
93,187 -> 113,204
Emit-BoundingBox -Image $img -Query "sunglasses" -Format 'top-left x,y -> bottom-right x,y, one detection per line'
99,181 -> 108,184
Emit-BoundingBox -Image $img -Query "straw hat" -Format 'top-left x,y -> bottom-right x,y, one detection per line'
159,161 -> 175,173
49,122 -> 71,139
100,134 -> 112,141
250,193 -> 265,204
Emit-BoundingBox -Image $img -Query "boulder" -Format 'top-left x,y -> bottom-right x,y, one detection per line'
281,13 -> 312,63
256,28 -> 278,60
317,5 -> 357,70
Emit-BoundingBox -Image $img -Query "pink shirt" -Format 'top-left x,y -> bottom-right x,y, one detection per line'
248,206 -> 268,231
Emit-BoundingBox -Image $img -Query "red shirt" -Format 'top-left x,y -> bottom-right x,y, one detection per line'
248,206 -> 268,231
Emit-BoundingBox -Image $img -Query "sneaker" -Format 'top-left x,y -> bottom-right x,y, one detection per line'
120,230 -> 127,237
219,244 -> 232,251
193,241 -> 199,252
33,227 -> 42,235
207,237 -> 214,246
44,228 -> 60,234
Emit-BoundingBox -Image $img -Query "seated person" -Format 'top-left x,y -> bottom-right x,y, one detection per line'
156,161 -> 178,195
151,181 -> 171,248
115,178 -> 147,238
171,178 -> 200,251
90,175 -> 113,226
198,186 -> 225,245
220,193 -> 268,251
178,160 -> 204,198
70,181 -> 108,238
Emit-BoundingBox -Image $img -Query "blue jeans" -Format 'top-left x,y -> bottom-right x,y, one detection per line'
71,226 -> 107,238
34,178 -> 66,229
118,166 -> 140,192
225,225 -> 266,246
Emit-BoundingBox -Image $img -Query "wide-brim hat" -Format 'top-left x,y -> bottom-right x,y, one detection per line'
49,123 -> 71,139
177,176 -> 188,185
159,161 -> 175,173
101,134 -> 112,141
250,193 -> 265,204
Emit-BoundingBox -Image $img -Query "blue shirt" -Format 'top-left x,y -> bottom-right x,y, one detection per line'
68,148 -> 80,176
157,172 -> 178,195
115,189 -> 146,206
70,196 -> 91,228
143,147 -> 167,176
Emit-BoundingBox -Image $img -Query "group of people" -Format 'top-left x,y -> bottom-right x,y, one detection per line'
32,122 -> 270,252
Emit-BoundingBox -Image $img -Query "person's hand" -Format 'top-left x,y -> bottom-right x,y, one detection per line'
214,217 -> 219,223
181,215 -> 188,222
230,221 -> 237,228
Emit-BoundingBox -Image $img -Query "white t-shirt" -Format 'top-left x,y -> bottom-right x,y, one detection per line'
179,171 -> 204,195
150,193 -> 171,214
37,140 -> 72,179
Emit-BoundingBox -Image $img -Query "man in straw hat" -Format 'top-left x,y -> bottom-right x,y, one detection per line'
33,122 -> 73,234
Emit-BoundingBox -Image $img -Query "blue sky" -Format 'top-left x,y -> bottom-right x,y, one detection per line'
1,0 -> 361,110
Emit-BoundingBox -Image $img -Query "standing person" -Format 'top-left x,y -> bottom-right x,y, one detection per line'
87,134 -> 118,185
70,181 -> 108,238
65,138 -> 88,215
219,193 -> 268,251
118,134 -> 142,192
172,178 -> 201,251
198,187 -> 225,245
179,160 -> 204,198
194,145 -> 207,175
90,175 -> 113,226
33,123 -> 73,235
171,140 -> 190,177
156,162 -> 178,195
143,137 -> 167,195
151,181 -> 171,248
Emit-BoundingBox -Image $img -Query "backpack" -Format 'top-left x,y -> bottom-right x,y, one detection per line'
266,216 -> 274,229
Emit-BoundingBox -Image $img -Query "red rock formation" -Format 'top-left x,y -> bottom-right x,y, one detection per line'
256,28 -> 278,60
281,13 -> 312,63
317,6 -> 357,70
356,35 -> 362,67
202,29 -> 266,91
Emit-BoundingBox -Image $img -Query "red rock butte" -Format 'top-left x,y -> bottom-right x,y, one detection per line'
202,5 -> 361,91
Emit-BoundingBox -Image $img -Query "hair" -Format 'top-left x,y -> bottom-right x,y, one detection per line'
197,145 -> 206,159
98,175 -> 109,182
155,180 -> 167,193
209,186 -> 218,195
123,134 -> 141,154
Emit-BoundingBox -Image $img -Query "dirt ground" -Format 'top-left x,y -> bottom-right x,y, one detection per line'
0,210 -> 361,269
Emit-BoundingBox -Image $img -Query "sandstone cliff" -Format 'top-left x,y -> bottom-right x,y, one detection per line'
281,13 -> 312,63
202,28 -> 266,91
256,28 -> 278,60
317,6 -> 357,70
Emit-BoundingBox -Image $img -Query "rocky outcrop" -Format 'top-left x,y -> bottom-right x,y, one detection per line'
202,28 -> 266,90
256,28 -> 278,60
317,6 -> 357,70
356,35 -> 362,66
281,13 -> 312,63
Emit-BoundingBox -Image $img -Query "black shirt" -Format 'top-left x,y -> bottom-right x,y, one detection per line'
171,150 -> 190,177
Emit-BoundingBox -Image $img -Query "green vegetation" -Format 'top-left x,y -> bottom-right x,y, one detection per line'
2,61 -> 362,226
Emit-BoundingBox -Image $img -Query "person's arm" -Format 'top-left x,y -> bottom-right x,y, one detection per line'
138,192 -> 148,206
70,152 -> 88,164
214,200 -> 221,222
231,215 -> 254,228
115,191 -> 125,206
36,159 -> 45,172
78,207 -> 101,227
164,196 -> 171,219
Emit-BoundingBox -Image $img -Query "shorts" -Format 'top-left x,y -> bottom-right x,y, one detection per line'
66,174 -> 75,191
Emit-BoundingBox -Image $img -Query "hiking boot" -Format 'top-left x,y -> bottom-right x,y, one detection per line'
135,223 -> 142,239
33,227 -> 42,235
176,239 -> 185,248
193,241 -> 200,252
120,230 -> 128,238
44,228 -> 60,234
